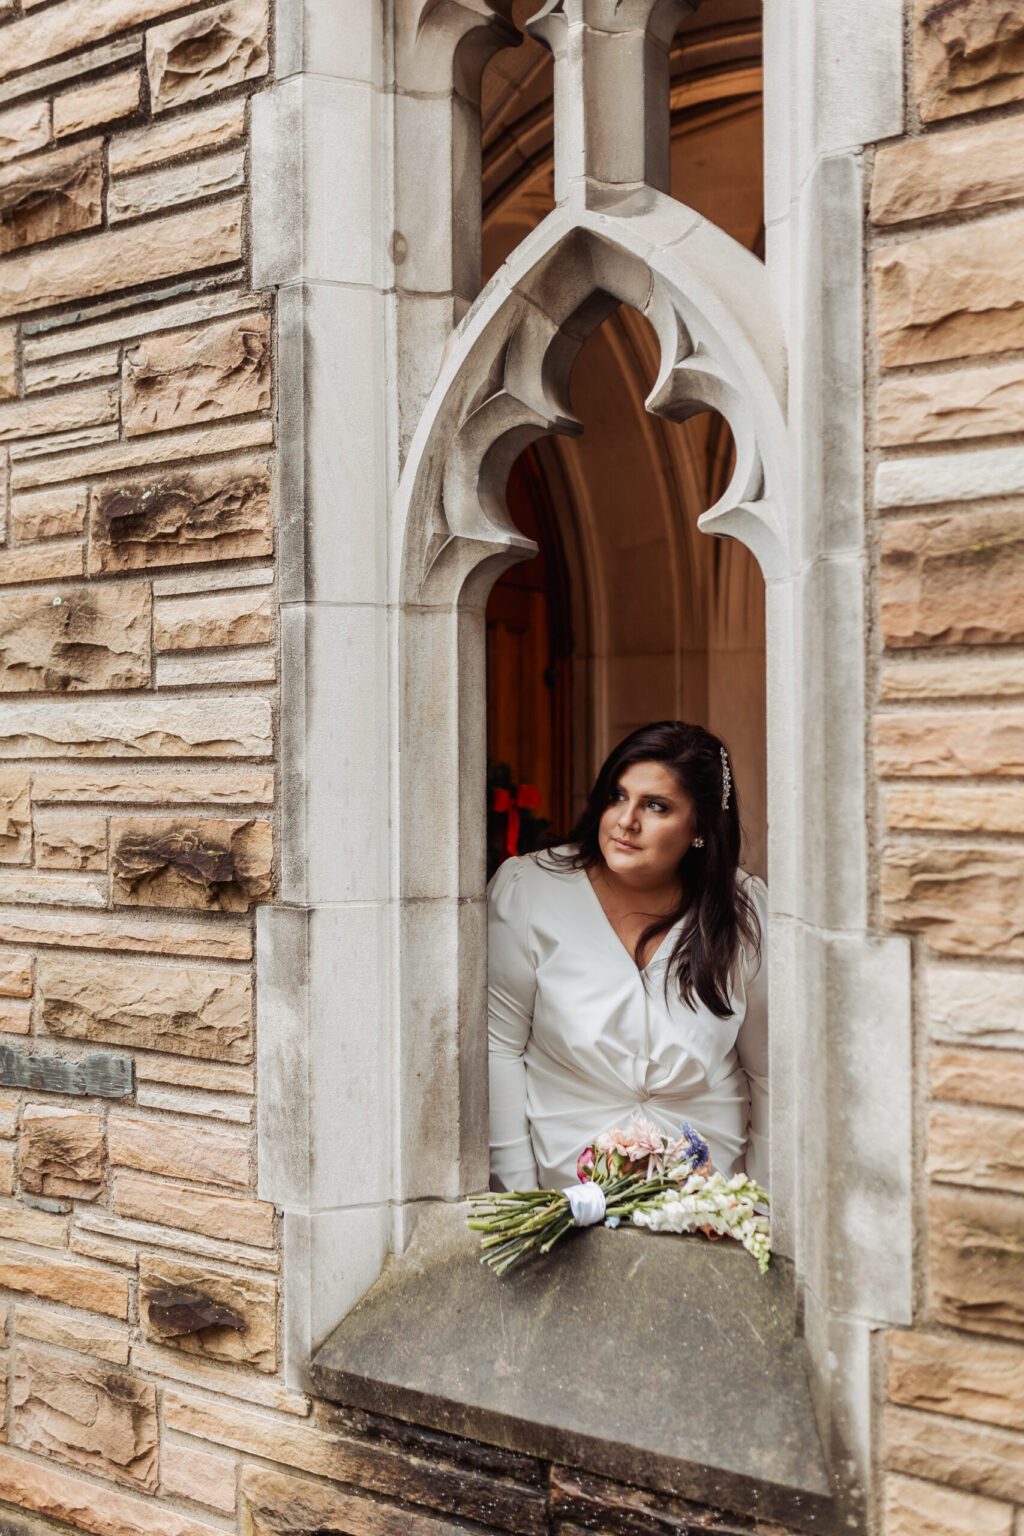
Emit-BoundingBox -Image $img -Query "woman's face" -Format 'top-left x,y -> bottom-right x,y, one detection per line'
597,760 -> 696,888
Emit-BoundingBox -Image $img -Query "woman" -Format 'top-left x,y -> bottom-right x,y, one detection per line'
488,720 -> 768,1193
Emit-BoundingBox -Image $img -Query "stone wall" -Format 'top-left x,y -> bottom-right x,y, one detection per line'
873,6 -> 1024,1535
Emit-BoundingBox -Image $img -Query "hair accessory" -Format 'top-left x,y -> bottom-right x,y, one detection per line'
691,836 -> 705,849
720,746 -> 732,811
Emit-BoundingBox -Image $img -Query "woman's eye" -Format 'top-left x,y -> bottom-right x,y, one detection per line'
647,800 -> 666,813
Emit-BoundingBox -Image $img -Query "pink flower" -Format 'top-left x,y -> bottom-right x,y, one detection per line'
576,1146 -> 595,1183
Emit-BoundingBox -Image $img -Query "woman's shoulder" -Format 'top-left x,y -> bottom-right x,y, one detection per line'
488,847 -> 582,900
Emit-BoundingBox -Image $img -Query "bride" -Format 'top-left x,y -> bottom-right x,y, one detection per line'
487,719 -> 768,1193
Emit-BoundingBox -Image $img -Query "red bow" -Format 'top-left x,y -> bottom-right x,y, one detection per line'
492,784 -> 541,858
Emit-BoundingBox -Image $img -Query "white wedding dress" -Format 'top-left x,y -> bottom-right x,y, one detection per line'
487,851 -> 769,1192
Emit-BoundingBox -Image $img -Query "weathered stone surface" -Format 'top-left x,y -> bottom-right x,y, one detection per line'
111,816 -> 271,911
0,1043 -> 132,1098
0,100 -> 50,165
31,765 -> 273,805
889,1329 -> 1024,1433
879,511 -> 1024,647
13,1343 -> 158,1490
23,288 -> 256,364
140,1255 -> 275,1371
928,1104 -> 1024,1195
19,1104 -> 104,1200
876,711 -> 1024,777
0,1252 -> 129,1317
241,1464 -> 470,1536
89,458 -> 272,573
71,1230 -> 136,1268
110,146 -> 245,224
874,212 -> 1024,366
915,0 -> 1024,121
26,346 -> 121,393
110,98 -> 246,176
0,139 -> 103,255
0,870 -> 106,908
0,582 -> 151,694
0,999 -> 31,1034
0,328 -> 14,397
877,362 -> 1024,447
39,956 -> 253,1062
16,1306 -> 130,1366
123,312 -> 269,438
35,810 -> 107,869
0,771 -> 31,864
931,1047 -> 1024,1112
0,906 -> 252,961
0,542 -> 84,584
155,589 -> 273,651
0,198 -> 243,321
885,1403 -> 1024,1505
162,1440 -> 237,1514
11,486 -> 88,541
0,1094 -> 16,1134
116,1171 -> 274,1247
0,1141 -> 13,1193
0,696 -> 272,758
885,783 -> 1024,835
0,1446 -> 224,1536
108,1113 -> 249,1186
137,1057 -> 253,1093
0,952 -> 31,997
157,651 -> 276,688
873,119 -> 1024,226
0,0 -> 191,82
136,1082 -> 250,1123
0,1203 -> 66,1248
882,845 -> 1024,958
148,0 -> 269,112
13,418 -> 271,490
929,1186 -> 1024,1341
53,69 -> 141,138
885,1471 -> 1013,1536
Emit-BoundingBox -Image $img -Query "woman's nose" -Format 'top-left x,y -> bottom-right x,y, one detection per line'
618,801 -> 639,828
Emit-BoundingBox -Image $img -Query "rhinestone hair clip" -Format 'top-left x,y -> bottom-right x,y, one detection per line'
720,746 -> 732,811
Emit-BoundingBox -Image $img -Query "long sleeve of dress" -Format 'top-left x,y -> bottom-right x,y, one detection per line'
735,875 -> 770,1192
487,859 -> 540,1190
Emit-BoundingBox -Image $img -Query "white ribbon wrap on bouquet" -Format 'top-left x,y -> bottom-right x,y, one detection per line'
562,1181 -> 607,1226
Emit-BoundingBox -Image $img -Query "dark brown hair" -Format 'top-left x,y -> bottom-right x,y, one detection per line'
544,720 -> 760,1017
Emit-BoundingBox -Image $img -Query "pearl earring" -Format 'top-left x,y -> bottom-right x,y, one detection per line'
691,836 -> 705,849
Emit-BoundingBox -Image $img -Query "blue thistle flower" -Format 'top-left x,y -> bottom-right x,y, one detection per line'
678,1121 -> 709,1169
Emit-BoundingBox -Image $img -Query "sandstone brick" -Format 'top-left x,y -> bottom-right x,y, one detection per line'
111,816 -> 271,912
931,1048 -> 1024,1112
885,783 -> 1024,834
140,1254 -> 275,1371
0,953 -> 31,998
20,1104 -> 104,1200
241,1464 -> 471,1536
0,870 -> 106,908
35,811 -> 107,870
31,766 -> 273,805
0,543 -> 84,584
156,652 -> 276,689
12,419 -> 272,491
110,98 -> 246,176
161,1440 -> 236,1513
123,312 -> 270,437
0,101 -> 50,166
0,907 -> 252,961
136,1057 -> 253,1093
71,1229 -> 137,1268
0,999 -> 31,1034
0,583 -> 151,694
23,288 -> 256,364
885,1403 -> 1024,1505
0,1096 -> 17,1136
13,1342 -> 158,1490
12,486 -> 88,542
0,0 -> 195,81
54,69 -> 141,138
879,511 -> 1024,648
877,362 -> 1024,448
89,458 -> 272,574
0,1142 -> 13,1193
0,1445 -> 224,1536
874,213 -> 1024,366
928,1104 -> 1024,1196
915,0 -> 1024,122
889,1330 -> 1024,1433
0,771 -> 30,865
0,139 -> 103,255
885,1471 -> 1013,1536
148,0 -> 269,112
131,1344 -> 308,1415
116,1171 -> 273,1247
0,696 -> 272,758
929,1186 -> 1024,1341
136,1083 -> 250,1123
882,845 -> 1024,959
0,1251 -> 129,1317
108,1113 -> 249,1186
0,198 -> 243,322
110,147 -> 246,224
873,119 -> 1024,226
40,957 -> 253,1063
0,329 -> 14,397
25,348 -> 121,394
876,711 -> 1024,777
16,1306 -> 130,1365
155,589 -> 273,651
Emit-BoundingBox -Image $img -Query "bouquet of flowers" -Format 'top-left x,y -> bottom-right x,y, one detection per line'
468,1116 -> 770,1275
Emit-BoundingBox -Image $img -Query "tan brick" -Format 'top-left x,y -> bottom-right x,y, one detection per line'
16,1305 -> 130,1365
241,1464 -> 472,1536
140,1254 -> 274,1371
0,139 -> 102,256
123,312 -> 270,438
155,589 -> 273,651
882,845 -> 1024,959
110,147 -> 245,224
0,1 -> 187,77
0,1445 -> 224,1536
0,330 -> 14,398
885,784 -> 1024,835
110,98 -> 245,176
873,119 -> 1024,226
0,870 -> 106,908
156,652 -> 275,689
0,102 -> 50,167
0,199 -> 243,322
148,0 -> 269,112
132,1344 -> 308,1415
40,955 -> 253,1062
885,1471 -> 1013,1536
0,952 -> 31,998
25,349 -> 121,394
111,817 -> 272,912
885,1403 -> 1024,1505
20,1105 -> 104,1201
928,1104 -> 1024,1196
877,362 -> 1024,448
23,289 -> 256,363
89,458 -> 272,574
0,1097 -> 17,1136
0,1251 -> 129,1318
0,1143 -> 13,1194
12,419 -> 272,491
929,1186 -> 1024,1341
914,0 -> 1024,122
931,1048 -> 1024,1112
0,544 -> 84,585
161,1440 -> 236,1513
0,907 -> 251,962
0,582 -> 151,696
13,1342 -> 157,1490
136,1057 -> 253,1093
11,486 -> 88,542
116,1171 -> 273,1247
875,213 -> 1024,367
889,1330 -> 1024,1433
54,69 -> 141,138
32,766 -> 273,806
0,696 -> 272,759
108,1114 -> 249,1187
0,771 -> 30,865
876,711 -> 1024,778
880,511 -> 1024,648
70,1229 -> 137,1268
35,811 -> 107,871
136,1083 -> 250,1123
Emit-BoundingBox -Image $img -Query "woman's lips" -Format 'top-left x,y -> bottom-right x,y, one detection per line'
613,838 -> 639,851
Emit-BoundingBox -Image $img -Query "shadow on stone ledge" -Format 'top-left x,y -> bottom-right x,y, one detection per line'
311,1203 -> 834,1533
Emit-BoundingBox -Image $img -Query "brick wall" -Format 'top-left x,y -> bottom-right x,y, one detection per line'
871,6 -> 1024,1535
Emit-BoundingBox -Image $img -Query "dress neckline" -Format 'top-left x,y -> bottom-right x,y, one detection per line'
579,865 -> 679,975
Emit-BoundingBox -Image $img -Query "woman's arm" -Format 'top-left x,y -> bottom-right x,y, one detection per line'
736,875 -> 769,1192
488,859 -> 540,1191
